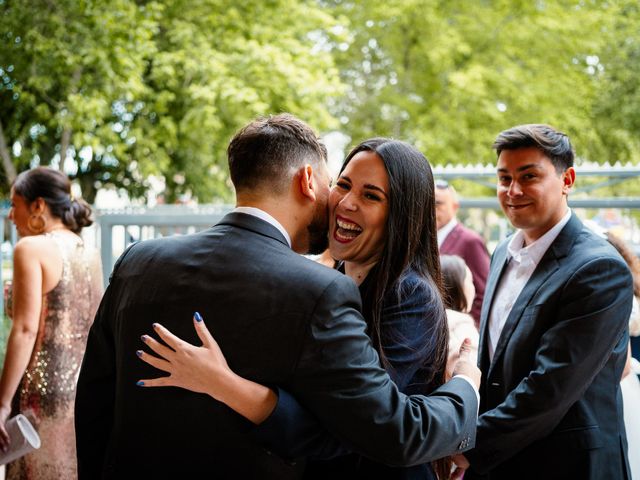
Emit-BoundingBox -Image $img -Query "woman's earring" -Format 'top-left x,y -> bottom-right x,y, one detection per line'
27,214 -> 46,234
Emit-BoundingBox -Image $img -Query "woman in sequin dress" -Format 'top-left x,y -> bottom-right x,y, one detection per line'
0,167 -> 103,479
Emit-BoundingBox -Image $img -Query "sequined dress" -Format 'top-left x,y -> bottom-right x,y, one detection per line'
5,231 -> 103,480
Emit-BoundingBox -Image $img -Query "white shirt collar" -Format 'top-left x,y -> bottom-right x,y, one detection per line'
437,218 -> 458,247
507,209 -> 572,266
233,206 -> 292,248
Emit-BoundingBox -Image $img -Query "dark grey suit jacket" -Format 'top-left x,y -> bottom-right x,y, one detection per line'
75,212 -> 477,479
466,213 -> 632,480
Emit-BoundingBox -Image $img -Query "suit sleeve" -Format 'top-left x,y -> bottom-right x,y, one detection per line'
74,246 -> 135,479
284,275 -> 478,466
253,275 -> 451,461
252,388 -> 348,460
466,255 -> 632,473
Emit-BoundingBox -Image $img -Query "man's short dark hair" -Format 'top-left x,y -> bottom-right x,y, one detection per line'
228,114 -> 327,194
493,124 -> 574,172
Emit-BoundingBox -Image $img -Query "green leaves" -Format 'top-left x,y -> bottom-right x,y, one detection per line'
328,0 -> 637,171
1,0 -> 639,202
0,0 -> 342,202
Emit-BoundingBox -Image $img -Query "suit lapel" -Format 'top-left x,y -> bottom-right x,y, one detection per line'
478,242 -> 509,372
487,256 -> 559,377
487,213 -> 582,377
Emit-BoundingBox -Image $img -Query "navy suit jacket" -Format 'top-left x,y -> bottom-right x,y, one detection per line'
75,212 -> 477,479
440,223 -> 490,324
466,213 -> 632,480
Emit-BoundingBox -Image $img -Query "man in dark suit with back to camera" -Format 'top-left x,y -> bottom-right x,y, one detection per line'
75,114 -> 480,479
453,124 -> 633,480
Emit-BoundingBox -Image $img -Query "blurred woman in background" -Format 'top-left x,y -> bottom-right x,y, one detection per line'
0,167 -> 103,479
605,231 -> 640,480
440,254 -> 479,379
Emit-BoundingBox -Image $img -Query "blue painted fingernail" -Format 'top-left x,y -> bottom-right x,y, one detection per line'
136,380 -> 144,386
194,312 -> 203,322
136,350 -> 143,357
152,323 -> 159,329
141,335 -> 147,342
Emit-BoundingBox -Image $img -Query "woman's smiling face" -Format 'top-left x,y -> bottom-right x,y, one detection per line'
329,150 -> 390,266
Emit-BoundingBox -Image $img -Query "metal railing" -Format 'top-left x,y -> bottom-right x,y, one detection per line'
96,204 -> 232,286
0,204 -> 234,314
2,183 -> 640,313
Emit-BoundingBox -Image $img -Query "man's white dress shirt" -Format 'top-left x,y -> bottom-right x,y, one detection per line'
488,209 -> 572,361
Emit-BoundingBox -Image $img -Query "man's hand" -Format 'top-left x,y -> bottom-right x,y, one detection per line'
452,338 -> 481,388
451,453 -> 470,480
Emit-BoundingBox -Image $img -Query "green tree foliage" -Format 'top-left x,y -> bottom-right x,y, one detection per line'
0,0 -> 157,200
0,0 -> 343,202
1,0 -> 639,203
592,0 -> 640,165
326,0 -> 629,167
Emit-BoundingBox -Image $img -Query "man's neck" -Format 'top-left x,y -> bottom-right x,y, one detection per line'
521,208 -> 571,247
522,206 -> 571,247
236,196 -> 300,251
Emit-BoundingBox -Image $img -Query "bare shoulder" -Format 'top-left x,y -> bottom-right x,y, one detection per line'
14,235 -> 60,260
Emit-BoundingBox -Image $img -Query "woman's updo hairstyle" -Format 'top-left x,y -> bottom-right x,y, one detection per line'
12,167 -> 93,234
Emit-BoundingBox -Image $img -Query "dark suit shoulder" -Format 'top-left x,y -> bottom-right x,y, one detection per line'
112,230 -> 210,263
266,250 -> 357,301
568,224 -> 629,269
112,225 -> 346,289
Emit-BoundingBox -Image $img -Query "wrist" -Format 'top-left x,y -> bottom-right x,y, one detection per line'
207,367 -> 241,404
210,369 -> 276,425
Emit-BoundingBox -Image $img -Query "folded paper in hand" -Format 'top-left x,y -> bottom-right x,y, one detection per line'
0,414 -> 41,465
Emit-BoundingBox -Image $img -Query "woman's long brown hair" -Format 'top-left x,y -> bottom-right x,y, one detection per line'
340,138 -> 451,478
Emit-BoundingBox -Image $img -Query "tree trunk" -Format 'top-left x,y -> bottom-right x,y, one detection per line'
0,118 -> 17,185
59,67 -> 83,169
77,172 -> 97,205
59,126 -> 72,170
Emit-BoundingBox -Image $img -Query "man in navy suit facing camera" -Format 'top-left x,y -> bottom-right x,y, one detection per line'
454,124 -> 633,480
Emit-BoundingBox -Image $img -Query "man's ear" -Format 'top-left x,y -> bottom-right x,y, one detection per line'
298,164 -> 317,202
562,167 -> 576,194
